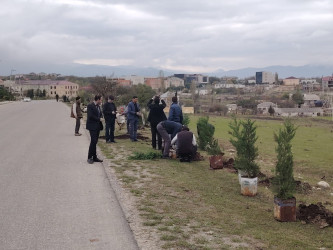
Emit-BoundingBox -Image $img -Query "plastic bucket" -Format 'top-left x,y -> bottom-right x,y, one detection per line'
240,177 -> 258,196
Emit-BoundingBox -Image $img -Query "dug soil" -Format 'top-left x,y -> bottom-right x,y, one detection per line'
297,203 -> 333,228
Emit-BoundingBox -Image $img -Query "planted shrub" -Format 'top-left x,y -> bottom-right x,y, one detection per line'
273,119 -> 297,199
128,151 -> 162,160
182,113 -> 190,126
206,138 -> 223,155
229,118 -> 259,178
196,117 -> 215,150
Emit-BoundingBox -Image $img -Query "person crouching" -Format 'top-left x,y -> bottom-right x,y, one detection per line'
171,126 -> 197,162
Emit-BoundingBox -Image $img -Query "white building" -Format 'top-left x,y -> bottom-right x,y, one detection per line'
164,77 -> 184,88
214,83 -> 245,89
257,102 -> 278,115
256,71 -> 275,84
123,75 -> 145,85
274,107 -> 323,117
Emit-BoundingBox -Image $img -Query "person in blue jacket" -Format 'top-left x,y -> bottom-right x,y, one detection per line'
168,96 -> 183,124
127,96 -> 141,142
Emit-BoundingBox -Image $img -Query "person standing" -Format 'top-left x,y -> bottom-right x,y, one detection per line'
147,96 -> 167,150
127,96 -> 141,142
72,96 -> 83,136
156,120 -> 182,158
103,95 -> 117,143
55,94 -> 59,102
168,96 -> 183,124
86,95 -> 103,164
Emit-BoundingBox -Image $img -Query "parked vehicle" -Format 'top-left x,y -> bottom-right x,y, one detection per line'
23,97 -> 31,102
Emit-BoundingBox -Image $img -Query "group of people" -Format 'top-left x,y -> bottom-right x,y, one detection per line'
72,94 -> 197,164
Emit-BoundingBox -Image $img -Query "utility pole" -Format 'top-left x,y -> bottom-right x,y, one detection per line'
10,69 -> 16,81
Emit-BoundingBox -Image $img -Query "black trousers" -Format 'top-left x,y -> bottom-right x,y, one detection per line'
105,118 -> 115,142
88,129 -> 100,159
75,118 -> 81,133
150,122 -> 162,149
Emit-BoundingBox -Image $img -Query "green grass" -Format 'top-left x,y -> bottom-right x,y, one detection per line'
99,114 -> 333,249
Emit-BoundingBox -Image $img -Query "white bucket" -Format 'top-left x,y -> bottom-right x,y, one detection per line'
240,177 -> 258,196
238,170 -> 247,184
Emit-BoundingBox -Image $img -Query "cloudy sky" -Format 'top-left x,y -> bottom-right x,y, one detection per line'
1,0 -> 333,75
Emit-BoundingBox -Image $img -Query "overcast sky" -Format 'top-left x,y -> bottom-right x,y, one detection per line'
1,0 -> 333,75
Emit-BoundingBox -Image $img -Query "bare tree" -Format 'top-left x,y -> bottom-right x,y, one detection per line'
91,76 -> 118,100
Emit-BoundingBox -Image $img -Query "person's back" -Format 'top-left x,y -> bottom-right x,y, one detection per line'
177,130 -> 194,155
168,96 -> 183,124
147,97 -> 167,125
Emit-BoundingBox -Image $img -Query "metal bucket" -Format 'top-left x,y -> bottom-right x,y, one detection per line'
274,196 -> 296,222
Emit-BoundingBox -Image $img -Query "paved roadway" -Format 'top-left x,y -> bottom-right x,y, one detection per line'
0,100 -> 138,250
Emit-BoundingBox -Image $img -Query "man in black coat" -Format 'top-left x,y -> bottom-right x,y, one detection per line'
86,95 -> 103,164
147,96 -> 167,150
103,95 -> 117,143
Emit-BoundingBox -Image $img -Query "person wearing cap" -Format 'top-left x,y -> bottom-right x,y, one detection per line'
156,120 -> 182,158
168,96 -> 183,124
71,96 -> 83,136
127,96 -> 141,142
171,126 -> 197,162
103,95 -> 117,143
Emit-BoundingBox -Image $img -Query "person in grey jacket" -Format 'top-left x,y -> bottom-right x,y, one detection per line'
156,120 -> 182,158
168,96 -> 183,124
127,96 -> 141,142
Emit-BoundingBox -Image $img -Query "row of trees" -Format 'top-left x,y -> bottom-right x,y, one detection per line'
25,89 -> 47,99
84,77 -> 156,107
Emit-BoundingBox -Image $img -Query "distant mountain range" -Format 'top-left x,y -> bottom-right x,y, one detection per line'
57,63 -> 332,79
4,63 -> 333,79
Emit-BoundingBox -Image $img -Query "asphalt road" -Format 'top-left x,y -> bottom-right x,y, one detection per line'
0,100 -> 138,250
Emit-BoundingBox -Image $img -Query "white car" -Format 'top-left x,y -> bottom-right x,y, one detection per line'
23,97 -> 31,102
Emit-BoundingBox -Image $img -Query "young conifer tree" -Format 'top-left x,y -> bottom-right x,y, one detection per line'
197,116 -> 215,150
229,118 -> 259,178
273,119 -> 297,199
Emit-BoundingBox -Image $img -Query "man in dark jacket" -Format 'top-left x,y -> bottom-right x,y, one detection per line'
168,96 -> 183,124
103,95 -> 117,143
86,95 -> 103,164
127,96 -> 141,142
147,96 -> 167,150
156,120 -> 182,158
171,126 -> 197,162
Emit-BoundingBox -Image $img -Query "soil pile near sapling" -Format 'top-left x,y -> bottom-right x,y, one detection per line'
297,203 -> 333,228
258,178 -> 312,194
100,133 -> 150,142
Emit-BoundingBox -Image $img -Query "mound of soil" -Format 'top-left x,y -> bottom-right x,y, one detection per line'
258,177 -> 274,187
258,178 -> 312,194
297,203 -> 333,228
100,133 -> 150,142
295,180 -> 312,194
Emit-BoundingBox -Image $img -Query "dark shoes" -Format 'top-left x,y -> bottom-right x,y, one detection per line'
75,133 -> 82,136
93,157 -> 103,163
106,140 -> 116,143
131,139 -> 138,142
87,157 -> 103,164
